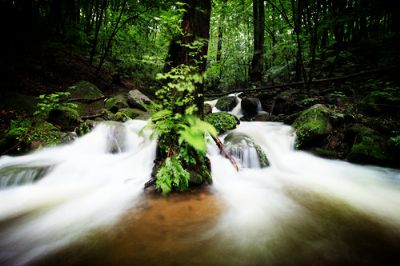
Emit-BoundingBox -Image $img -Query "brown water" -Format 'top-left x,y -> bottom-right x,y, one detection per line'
33,188 -> 400,266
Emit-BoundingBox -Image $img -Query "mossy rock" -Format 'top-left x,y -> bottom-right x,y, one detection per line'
205,112 -> 239,135
67,81 -> 104,101
215,96 -> 238,111
105,95 -> 129,113
362,90 -> 400,116
48,107 -> 82,131
28,122 -> 63,147
292,104 -> 333,148
127,90 -> 151,111
113,108 -> 147,122
224,132 -> 269,168
347,125 -> 394,166
66,81 -> 105,117
74,101 -> 104,117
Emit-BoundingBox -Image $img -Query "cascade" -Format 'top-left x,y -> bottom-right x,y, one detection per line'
0,118 -> 399,266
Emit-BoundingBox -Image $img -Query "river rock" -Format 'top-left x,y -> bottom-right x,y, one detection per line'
224,132 -> 269,168
105,95 -> 129,113
292,104 -> 333,148
215,96 -> 238,111
67,80 -> 104,101
48,107 -> 82,131
114,108 -> 147,122
241,97 -> 260,118
205,112 -> 239,135
347,125 -> 395,166
272,96 -> 303,115
66,81 -> 105,117
127,90 -> 151,111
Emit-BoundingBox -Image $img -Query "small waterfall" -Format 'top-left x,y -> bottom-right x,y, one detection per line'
223,132 -> 268,168
0,166 -> 49,188
1,119 -> 400,265
0,120 -> 156,266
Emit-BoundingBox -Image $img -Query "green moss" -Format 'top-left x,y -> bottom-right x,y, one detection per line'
105,95 -> 129,113
205,112 -> 239,135
347,126 -> 388,163
292,104 -> 332,148
254,143 -> 269,168
224,132 -> 269,168
28,122 -> 62,146
215,96 -> 238,111
67,81 -> 104,101
113,108 -> 146,122
48,107 -> 82,131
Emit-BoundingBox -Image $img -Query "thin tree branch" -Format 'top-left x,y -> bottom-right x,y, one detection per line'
205,67 -> 397,97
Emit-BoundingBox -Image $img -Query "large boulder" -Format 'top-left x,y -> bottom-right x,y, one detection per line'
67,81 -> 105,117
205,112 -> 239,135
67,81 -> 104,101
215,96 -> 238,111
347,125 -> 395,166
127,90 -> 151,111
224,132 -> 269,168
48,107 -> 82,131
292,104 -> 333,148
241,97 -> 260,118
105,95 -> 129,113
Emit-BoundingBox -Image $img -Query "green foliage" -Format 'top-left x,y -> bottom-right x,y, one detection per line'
28,122 -> 62,146
179,115 -> 217,154
148,64 -> 217,194
34,92 -> 78,119
6,116 -> 32,141
156,156 -> 190,195
391,135 -> 400,148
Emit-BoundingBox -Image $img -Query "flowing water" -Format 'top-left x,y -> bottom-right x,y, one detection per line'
1,117 -> 400,265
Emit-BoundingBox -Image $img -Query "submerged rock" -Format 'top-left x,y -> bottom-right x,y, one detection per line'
205,112 -> 239,135
224,132 -> 269,168
215,96 -> 238,111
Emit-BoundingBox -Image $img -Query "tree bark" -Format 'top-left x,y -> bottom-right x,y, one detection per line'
250,0 -> 265,85
165,0 -> 212,115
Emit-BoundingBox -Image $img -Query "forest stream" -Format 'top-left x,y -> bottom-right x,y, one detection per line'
1,118 -> 400,266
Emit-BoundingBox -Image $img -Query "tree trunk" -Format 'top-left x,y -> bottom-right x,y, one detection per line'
250,0 -> 265,85
292,0 -> 307,82
165,0 -> 212,115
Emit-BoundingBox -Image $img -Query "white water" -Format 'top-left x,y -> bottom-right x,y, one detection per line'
0,120 -> 156,266
206,93 -> 245,118
1,118 -> 400,265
